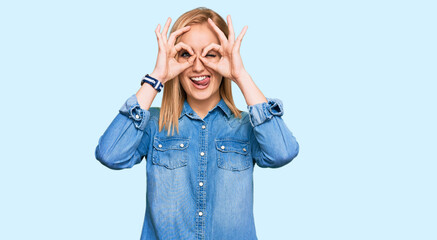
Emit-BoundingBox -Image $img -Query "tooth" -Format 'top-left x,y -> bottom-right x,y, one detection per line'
191,76 -> 207,81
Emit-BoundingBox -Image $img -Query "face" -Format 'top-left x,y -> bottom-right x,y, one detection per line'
177,23 -> 222,105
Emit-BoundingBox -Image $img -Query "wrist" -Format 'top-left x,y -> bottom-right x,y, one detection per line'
141,74 -> 164,92
235,71 -> 251,86
150,71 -> 165,83
235,70 -> 250,81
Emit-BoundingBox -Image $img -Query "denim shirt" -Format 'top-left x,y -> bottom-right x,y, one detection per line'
95,94 -> 299,240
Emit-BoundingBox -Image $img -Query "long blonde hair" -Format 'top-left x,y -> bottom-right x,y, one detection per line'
159,7 -> 242,136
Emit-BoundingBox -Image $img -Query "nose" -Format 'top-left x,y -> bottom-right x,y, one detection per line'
192,56 -> 205,72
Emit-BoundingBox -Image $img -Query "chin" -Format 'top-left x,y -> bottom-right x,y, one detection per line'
190,90 -> 216,101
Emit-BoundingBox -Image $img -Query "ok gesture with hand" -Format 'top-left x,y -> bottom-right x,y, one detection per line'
199,15 -> 249,83
151,17 -> 196,83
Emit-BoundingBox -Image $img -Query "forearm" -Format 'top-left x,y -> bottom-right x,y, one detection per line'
235,72 -> 267,106
135,72 -> 161,110
236,73 -> 267,106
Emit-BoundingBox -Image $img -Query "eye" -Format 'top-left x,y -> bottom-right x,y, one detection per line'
180,51 -> 191,58
206,53 -> 217,57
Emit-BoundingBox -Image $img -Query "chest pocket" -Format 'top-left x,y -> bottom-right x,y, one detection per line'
152,137 -> 189,170
215,139 -> 251,171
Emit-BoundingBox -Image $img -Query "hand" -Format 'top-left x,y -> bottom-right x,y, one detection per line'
151,17 -> 196,83
199,15 -> 249,83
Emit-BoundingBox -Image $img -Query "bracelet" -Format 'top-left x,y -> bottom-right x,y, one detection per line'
140,74 -> 164,92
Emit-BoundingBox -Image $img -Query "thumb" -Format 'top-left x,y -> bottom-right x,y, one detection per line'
179,55 -> 195,71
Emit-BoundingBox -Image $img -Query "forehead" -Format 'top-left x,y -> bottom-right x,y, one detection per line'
178,23 -> 220,50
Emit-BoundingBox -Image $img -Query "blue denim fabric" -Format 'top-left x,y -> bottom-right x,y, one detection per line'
95,94 -> 299,240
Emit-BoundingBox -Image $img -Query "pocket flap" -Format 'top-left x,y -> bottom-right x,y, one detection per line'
215,139 -> 249,155
153,137 -> 189,151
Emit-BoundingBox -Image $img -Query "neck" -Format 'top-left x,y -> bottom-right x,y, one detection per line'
187,94 -> 221,119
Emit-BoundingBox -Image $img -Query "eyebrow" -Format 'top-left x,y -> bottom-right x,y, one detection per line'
179,48 -> 219,54
180,43 -> 219,52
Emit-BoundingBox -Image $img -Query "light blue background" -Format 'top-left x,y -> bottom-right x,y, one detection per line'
1,0 -> 436,239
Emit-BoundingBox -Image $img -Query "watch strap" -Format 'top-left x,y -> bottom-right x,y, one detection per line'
141,74 -> 163,92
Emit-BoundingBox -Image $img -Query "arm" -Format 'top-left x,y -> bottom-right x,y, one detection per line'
95,17 -> 196,169
248,98 -> 299,168
95,94 -> 153,170
237,73 -> 299,168
198,16 -> 299,167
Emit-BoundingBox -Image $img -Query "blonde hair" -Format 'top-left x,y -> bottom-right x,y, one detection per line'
159,7 -> 242,136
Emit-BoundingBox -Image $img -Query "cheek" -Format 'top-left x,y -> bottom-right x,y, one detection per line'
178,77 -> 189,93
213,74 -> 222,82
182,73 -> 193,85
179,68 -> 189,78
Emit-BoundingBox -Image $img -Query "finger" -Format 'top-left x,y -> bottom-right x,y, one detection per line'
207,18 -> 228,45
168,26 -> 191,46
155,24 -> 165,50
199,55 -> 217,70
173,42 -> 194,57
188,55 -> 196,65
162,17 -> 172,43
201,43 -> 222,57
235,25 -> 248,52
182,55 -> 196,69
175,55 -> 195,74
227,15 -> 235,45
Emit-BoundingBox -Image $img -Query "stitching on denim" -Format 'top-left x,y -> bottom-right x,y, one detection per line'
151,136 -> 189,169
152,136 -> 190,151
215,138 -> 251,171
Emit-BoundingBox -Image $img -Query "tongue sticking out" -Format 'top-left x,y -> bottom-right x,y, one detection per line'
192,76 -> 210,86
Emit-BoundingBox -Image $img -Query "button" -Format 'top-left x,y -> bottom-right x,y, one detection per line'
158,144 -> 162,148
200,152 -> 205,156
199,182 -> 204,186
202,125 -> 206,129
180,143 -> 184,147
221,145 -> 225,150
198,211 -> 203,216
135,114 -> 140,119
243,148 -> 246,152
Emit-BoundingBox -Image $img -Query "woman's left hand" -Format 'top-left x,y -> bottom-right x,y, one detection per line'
199,15 -> 249,83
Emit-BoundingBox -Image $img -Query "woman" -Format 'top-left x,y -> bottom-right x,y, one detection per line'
95,7 -> 299,240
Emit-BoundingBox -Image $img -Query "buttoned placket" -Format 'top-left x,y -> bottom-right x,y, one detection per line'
98,94 -> 297,240
196,119 -> 208,240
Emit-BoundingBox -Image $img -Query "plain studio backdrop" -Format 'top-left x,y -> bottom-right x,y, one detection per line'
0,0 -> 435,239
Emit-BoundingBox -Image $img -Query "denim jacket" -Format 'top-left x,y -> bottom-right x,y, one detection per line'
95,94 -> 299,240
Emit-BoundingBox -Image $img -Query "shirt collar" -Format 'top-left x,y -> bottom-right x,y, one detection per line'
180,98 -> 232,119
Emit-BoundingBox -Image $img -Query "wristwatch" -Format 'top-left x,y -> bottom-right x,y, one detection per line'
141,74 -> 164,92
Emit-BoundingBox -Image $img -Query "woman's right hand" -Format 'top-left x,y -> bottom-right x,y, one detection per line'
150,17 -> 195,84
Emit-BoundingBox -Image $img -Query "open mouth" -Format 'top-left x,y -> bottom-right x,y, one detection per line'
190,75 -> 210,87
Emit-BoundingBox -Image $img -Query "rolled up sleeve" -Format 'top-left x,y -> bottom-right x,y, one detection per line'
95,94 -> 152,170
248,98 -> 299,168
119,94 -> 150,131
